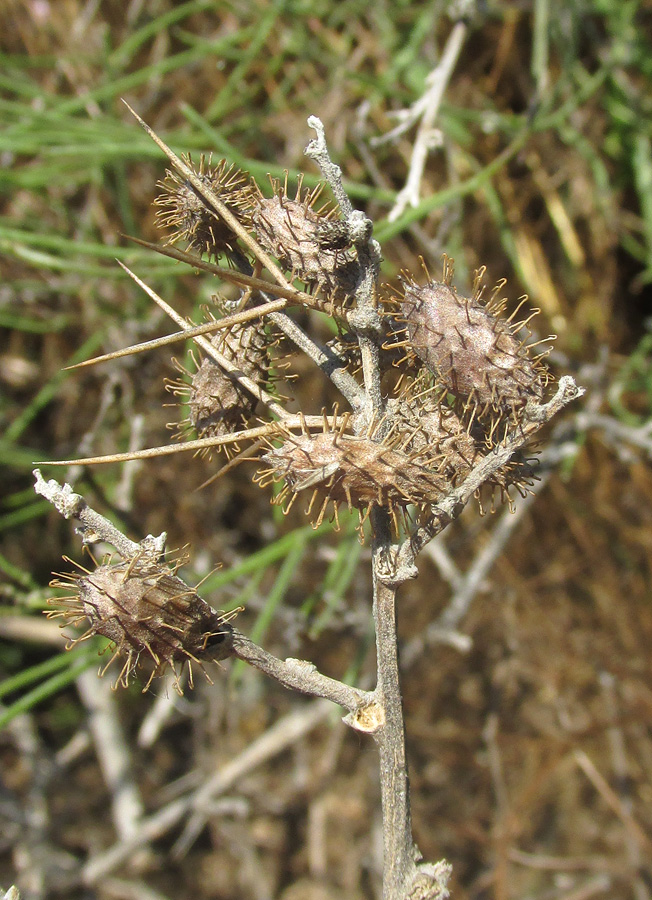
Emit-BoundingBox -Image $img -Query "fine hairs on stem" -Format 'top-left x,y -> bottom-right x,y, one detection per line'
35,107 -> 583,900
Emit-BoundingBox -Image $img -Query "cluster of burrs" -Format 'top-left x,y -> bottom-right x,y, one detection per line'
150,150 -> 553,529
42,109 -> 568,687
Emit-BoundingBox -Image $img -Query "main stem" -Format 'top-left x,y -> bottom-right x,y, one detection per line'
371,518 -> 415,899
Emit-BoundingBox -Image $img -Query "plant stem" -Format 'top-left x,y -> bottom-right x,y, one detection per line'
33,469 -> 164,559
305,118 -> 430,896
370,508 -> 451,899
372,567 -> 414,898
231,629 -> 371,712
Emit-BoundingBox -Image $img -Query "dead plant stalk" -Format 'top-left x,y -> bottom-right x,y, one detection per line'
35,109 -> 583,900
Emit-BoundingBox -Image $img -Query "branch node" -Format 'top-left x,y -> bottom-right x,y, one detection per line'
375,542 -> 419,585
347,209 -> 373,244
407,860 -> 453,899
348,306 -> 382,338
344,702 -> 385,734
285,657 -> 318,675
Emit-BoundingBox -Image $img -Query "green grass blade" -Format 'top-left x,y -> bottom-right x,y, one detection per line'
0,652 -> 96,730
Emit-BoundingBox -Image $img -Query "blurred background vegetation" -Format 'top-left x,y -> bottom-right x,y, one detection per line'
2,1 -> 652,898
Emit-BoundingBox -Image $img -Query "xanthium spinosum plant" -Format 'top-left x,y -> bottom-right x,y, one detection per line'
35,106 -> 582,900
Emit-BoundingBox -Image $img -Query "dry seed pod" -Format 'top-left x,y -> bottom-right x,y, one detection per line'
396,260 -> 553,419
155,154 -> 256,260
390,371 -> 539,508
252,177 -> 360,299
256,414 -> 449,534
389,373 -> 478,483
49,554 -> 235,690
166,303 -> 274,456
